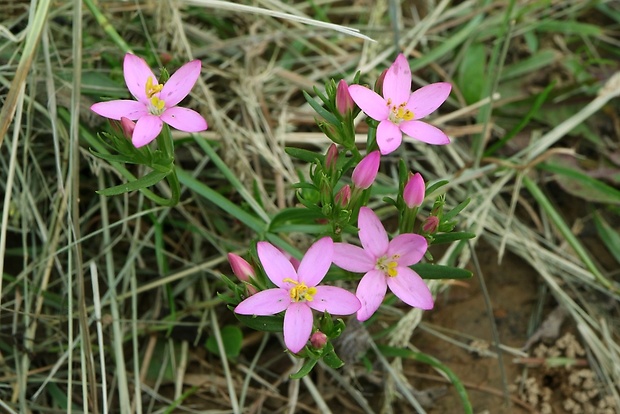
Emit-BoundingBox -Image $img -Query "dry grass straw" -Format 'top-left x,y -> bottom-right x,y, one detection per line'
1,0 -> 619,412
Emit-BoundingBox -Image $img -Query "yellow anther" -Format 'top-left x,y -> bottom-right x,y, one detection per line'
376,256 -> 400,277
387,261 -> 398,277
150,96 -> 165,113
388,102 -> 415,124
145,76 -> 163,98
283,278 -> 316,302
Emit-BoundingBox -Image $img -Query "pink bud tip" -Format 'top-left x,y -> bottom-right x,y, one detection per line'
423,216 -> 440,234
335,184 -> 351,208
325,144 -> 338,170
336,79 -> 355,115
352,151 -> 380,189
227,253 -> 255,282
403,172 -> 425,208
374,68 -> 388,95
120,117 -> 135,139
310,331 -> 328,349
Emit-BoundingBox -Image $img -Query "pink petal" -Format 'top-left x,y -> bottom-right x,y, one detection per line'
132,115 -> 163,148
332,243 -> 375,272
297,237 -> 333,287
159,60 -> 202,107
123,53 -> 158,103
348,85 -> 390,121
309,286 -> 360,315
399,120 -> 450,145
387,234 -> 427,266
406,82 -> 451,119
234,288 -> 291,315
283,302 -> 313,353
376,120 -> 403,155
160,107 -> 208,132
383,54 -> 411,105
358,207 -> 388,259
355,270 -> 388,321
90,100 -> 148,121
257,242 -> 298,289
387,267 -> 434,310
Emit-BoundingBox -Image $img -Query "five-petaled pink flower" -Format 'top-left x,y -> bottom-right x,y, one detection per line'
348,54 -> 451,155
234,237 -> 360,353
333,207 -> 433,321
91,53 -> 208,148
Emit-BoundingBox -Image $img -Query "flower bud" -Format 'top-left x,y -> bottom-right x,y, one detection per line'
422,216 -> 439,234
325,144 -> 338,171
335,184 -> 351,208
336,80 -> 355,115
352,151 -> 380,189
120,117 -> 135,139
374,68 -> 388,95
403,172 -> 425,208
310,331 -> 328,349
227,253 -> 255,282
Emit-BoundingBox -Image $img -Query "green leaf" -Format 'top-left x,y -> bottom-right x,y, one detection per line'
500,49 -> 558,81
538,162 -> 620,205
235,313 -> 283,332
206,325 -> 243,359
302,90 -> 339,125
290,358 -> 319,379
89,148 -> 141,164
96,169 -> 169,196
442,198 -> 471,222
323,349 -> 344,369
457,43 -> 486,104
411,263 -> 472,280
377,345 -> 473,414
431,232 -> 476,244
285,146 -> 323,164
592,211 -> 620,264
426,180 -> 450,196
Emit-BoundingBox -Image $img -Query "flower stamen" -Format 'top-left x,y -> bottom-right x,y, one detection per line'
145,76 -> 163,98
388,102 -> 414,124
377,256 -> 400,278
283,278 -> 317,302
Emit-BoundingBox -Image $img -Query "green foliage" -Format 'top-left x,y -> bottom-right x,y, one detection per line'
206,325 -> 244,359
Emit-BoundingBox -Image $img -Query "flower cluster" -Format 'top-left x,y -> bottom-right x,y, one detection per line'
89,51 -> 467,372
226,53 -> 459,357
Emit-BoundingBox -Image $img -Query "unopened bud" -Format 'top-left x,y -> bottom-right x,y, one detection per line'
403,172 -> 425,208
310,331 -> 328,349
352,151 -> 380,189
336,80 -> 355,115
422,216 -> 440,234
227,253 -> 255,282
335,184 -> 351,208
374,69 -> 388,95
120,117 -> 135,139
325,144 -> 338,171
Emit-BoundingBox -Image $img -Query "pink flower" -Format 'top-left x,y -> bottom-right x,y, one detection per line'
91,53 -> 208,148
235,237 -> 360,353
352,151 -> 380,189
333,207 -> 433,321
336,80 -> 355,115
348,54 -> 451,155
403,172 -> 425,208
